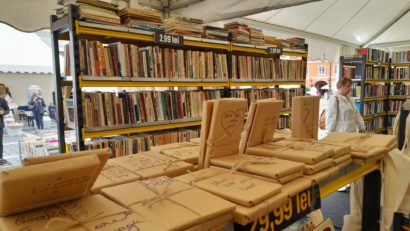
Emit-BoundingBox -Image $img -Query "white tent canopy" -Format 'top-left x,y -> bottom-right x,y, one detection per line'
0,0 -> 409,60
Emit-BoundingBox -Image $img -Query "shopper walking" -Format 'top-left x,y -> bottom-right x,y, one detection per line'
325,77 -> 366,231
29,91 -> 47,131
0,84 -> 10,164
325,77 -> 365,134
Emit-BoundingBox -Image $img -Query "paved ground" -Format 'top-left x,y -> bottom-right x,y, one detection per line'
0,118 -> 58,168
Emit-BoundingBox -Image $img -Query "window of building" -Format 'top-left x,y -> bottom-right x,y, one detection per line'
319,65 -> 326,76
333,64 -> 338,75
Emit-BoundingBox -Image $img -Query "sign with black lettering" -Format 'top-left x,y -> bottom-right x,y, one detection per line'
154,32 -> 183,47
234,184 -> 321,231
267,47 -> 282,56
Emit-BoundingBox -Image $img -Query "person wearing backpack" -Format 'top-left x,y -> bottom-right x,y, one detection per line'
323,77 -> 365,134
29,91 -> 47,131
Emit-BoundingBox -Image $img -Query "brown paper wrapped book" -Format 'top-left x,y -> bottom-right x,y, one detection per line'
101,176 -> 235,230
109,151 -> 193,179
239,99 -> 283,154
157,144 -> 200,164
303,166 -> 339,184
246,142 -> 331,164
281,178 -> 313,197
0,154 -> 105,216
0,194 -> 166,231
291,96 -> 320,140
203,98 -> 247,168
303,158 -> 334,175
175,168 -> 288,226
210,154 -> 304,183
90,163 -> 140,193
175,168 -> 282,207
333,154 -> 352,165
199,100 -> 216,169
322,133 -> 396,149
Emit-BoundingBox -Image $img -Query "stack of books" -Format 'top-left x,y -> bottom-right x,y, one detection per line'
118,7 -> 163,32
249,28 -> 264,46
287,37 -> 306,49
264,36 -> 282,47
163,17 -> 204,38
58,0 -> 120,25
224,22 -> 250,44
202,26 -> 229,41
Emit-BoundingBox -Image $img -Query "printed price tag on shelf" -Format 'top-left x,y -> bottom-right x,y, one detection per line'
267,47 -> 283,56
234,184 -> 321,231
155,32 -> 183,47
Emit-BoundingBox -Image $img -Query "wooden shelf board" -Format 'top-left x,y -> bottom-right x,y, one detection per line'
363,97 -> 387,102
230,80 -> 305,87
320,162 -> 380,198
83,120 -> 202,139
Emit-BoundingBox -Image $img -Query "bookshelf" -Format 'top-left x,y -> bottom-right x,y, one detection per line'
51,5 -> 307,152
339,55 -> 389,134
387,61 -> 410,130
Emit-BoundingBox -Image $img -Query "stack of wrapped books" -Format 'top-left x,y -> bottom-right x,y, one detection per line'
203,26 -> 229,41
249,28 -> 264,46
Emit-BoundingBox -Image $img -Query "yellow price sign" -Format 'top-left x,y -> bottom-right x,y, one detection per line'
236,184 -> 320,231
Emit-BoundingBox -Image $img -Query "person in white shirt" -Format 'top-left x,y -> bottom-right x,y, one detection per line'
325,77 -> 365,134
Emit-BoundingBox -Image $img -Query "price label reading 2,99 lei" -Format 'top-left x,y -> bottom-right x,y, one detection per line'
154,32 -> 184,47
234,184 -> 321,231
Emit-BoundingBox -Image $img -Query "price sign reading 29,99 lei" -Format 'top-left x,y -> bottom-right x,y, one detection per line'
154,32 -> 184,47
234,184 -> 321,231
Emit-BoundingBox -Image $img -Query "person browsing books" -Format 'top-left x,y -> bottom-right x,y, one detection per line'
0,84 -> 10,164
29,90 -> 47,131
325,77 -> 365,134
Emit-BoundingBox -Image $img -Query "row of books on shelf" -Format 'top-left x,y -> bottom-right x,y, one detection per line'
359,48 -> 389,63
68,128 -> 200,155
231,88 -> 304,111
392,67 -> 409,80
231,55 -> 305,81
365,66 -> 388,80
391,50 -> 410,63
364,116 -> 384,132
81,88 -> 302,129
389,100 -> 403,112
351,83 -> 387,98
66,39 -> 306,81
67,40 -> 229,80
82,90 -> 222,128
363,101 -> 385,116
57,0 -> 307,49
389,83 -> 410,96
387,116 -> 396,128
277,116 -> 290,129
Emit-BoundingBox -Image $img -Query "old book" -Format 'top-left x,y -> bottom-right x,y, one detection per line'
291,96 -> 320,139
102,176 -> 235,230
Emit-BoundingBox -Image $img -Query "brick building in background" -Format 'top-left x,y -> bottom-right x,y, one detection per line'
306,60 -> 339,94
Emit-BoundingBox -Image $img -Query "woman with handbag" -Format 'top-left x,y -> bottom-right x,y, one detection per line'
325,77 -> 365,134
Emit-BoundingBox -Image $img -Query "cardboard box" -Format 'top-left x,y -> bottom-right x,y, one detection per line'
291,96 -> 320,140
101,176 -> 235,231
